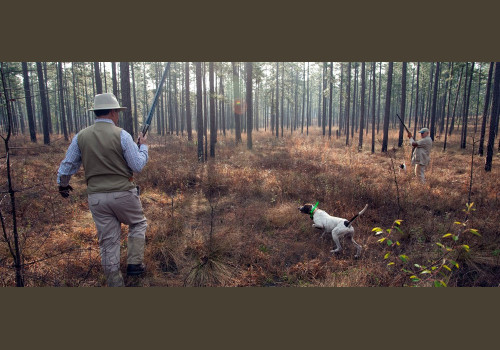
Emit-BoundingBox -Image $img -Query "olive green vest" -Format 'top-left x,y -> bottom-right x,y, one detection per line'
77,121 -> 135,194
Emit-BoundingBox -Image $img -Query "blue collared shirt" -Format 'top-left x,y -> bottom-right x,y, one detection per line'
57,119 -> 148,186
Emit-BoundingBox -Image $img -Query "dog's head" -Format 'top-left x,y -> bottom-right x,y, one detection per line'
298,204 -> 314,214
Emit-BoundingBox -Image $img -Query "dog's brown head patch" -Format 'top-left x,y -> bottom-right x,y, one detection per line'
298,204 -> 313,214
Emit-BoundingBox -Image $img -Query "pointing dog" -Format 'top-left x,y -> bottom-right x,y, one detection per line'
298,203 -> 368,258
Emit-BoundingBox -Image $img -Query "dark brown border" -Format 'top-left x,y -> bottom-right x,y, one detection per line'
1,1 -> 498,349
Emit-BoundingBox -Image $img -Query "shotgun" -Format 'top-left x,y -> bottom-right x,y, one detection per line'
396,113 -> 411,135
396,113 -> 415,165
138,62 -> 171,144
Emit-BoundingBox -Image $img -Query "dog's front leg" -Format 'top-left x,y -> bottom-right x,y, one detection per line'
320,229 -> 327,238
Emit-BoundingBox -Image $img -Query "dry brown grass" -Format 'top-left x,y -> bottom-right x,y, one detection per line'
1,128 -> 499,287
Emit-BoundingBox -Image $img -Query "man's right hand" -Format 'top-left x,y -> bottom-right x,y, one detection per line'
407,131 -> 412,139
59,185 -> 73,198
138,134 -> 147,146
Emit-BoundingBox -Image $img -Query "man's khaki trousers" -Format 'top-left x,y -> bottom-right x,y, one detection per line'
415,164 -> 427,183
88,188 -> 147,278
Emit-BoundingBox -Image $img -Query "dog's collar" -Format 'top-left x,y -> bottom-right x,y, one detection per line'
310,202 -> 319,219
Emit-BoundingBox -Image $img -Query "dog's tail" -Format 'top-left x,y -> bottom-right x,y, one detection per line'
344,204 -> 368,227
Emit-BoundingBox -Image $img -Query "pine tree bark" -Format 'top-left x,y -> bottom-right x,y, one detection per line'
322,62 -> 327,136
450,65 -> 464,135
120,62 -> 134,136
461,62 -> 474,148
22,62 -> 37,142
485,62 -> 500,171
275,62 -> 280,138
479,62 -> 494,156
398,62 -> 407,146
112,62 -> 118,98
174,64 -> 180,136
338,63 -> 344,137
220,70 -> 226,136
43,62 -> 53,134
352,63 -> 358,138
280,63 -> 284,137
430,62 -> 440,140
444,63 -> 454,151
232,62 -> 242,143
345,62 -> 351,145
185,62 -> 193,141
131,62 -> 138,138
196,62 -> 204,162
246,62 -> 253,150
382,62 -> 394,153
209,62 -> 216,157
94,62 -> 103,94
301,63 -> 305,134
306,62 -> 310,135
371,62 -> 376,153
358,62 -> 366,150
36,62 -> 50,144
58,62 -> 68,141
328,62 -> 333,139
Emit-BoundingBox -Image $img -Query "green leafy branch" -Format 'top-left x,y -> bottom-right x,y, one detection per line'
373,203 -> 481,287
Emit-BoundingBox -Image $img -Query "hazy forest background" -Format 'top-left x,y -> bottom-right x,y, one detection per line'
1,61 -> 499,287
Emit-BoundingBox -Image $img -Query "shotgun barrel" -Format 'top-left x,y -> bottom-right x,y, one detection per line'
139,62 -> 171,142
396,113 -> 411,135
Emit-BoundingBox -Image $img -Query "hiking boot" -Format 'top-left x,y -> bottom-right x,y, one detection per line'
127,263 -> 145,276
106,270 -> 125,287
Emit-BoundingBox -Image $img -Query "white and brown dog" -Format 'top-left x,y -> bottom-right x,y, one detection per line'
298,203 -> 368,258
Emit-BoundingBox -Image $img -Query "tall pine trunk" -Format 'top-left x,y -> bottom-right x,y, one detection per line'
413,62 -> 420,136
275,62 -> 280,138
358,62 -> 366,150
462,62 -> 474,148
209,62 -> 216,157
246,62 -> 253,150
328,62 -> 333,139
36,62 -> 50,144
345,62 -> 351,145
22,62 -> 37,142
131,62 -> 138,138
398,62 -> 407,147
185,62 -> 193,141
94,62 -> 103,94
371,62 -> 376,153
485,62 -> 500,171
120,62 -> 134,136
232,62 -> 242,143
450,66 -> 464,135
382,62 -> 394,153
58,63 -> 68,141
430,62 -> 440,140
196,62 -> 204,162
479,62 -> 494,156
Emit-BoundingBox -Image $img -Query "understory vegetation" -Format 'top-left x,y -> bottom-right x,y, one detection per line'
1,129 -> 499,287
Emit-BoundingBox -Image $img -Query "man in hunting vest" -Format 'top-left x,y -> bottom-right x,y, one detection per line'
57,93 -> 148,287
407,127 -> 433,184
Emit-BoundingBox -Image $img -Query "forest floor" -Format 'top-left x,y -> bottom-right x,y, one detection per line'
1,128 -> 500,287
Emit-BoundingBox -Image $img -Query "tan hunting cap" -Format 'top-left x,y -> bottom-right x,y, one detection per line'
418,127 -> 430,133
89,93 -> 127,111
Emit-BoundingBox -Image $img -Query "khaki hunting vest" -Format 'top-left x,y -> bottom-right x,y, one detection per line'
77,121 -> 135,194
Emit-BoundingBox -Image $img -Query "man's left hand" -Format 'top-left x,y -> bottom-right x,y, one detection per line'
59,185 -> 73,198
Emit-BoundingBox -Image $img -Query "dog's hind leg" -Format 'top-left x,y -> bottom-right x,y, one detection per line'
347,232 -> 362,258
330,228 -> 342,254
